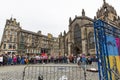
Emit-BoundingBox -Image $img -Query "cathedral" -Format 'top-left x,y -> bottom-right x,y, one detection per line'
0,0 -> 120,56
59,0 -> 120,56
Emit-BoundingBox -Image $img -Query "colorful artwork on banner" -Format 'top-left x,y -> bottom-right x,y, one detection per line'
106,36 -> 120,80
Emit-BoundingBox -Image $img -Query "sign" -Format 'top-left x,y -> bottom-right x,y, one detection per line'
94,20 -> 120,80
106,36 -> 120,80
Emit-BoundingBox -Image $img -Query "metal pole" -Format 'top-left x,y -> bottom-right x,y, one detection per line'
83,64 -> 87,80
81,60 -> 87,80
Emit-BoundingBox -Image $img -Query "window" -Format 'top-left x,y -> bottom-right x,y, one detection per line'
4,35 -> 7,41
74,24 -> 81,44
5,31 -> 8,35
10,31 -> 12,35
113,16 -> 116,21
88,32 -> 95,49
9,44 -> 12,49
14,38 -> 16,42
4,44 -> 6,49
10,36 -> 12,42
15,32 -> 17,36
13,45 -> 16,49
21,33 -> 24,42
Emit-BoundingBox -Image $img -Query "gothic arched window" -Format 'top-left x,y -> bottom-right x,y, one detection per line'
74,24 -> 81,44
88,32 -> 95,49
65,39 -> 68,54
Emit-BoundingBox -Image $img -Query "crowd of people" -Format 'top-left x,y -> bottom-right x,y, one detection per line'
0,53 -> 96,66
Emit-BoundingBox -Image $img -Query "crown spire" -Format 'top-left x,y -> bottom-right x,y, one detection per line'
103,0 -> 107,9
82,9 -> 85,16
103,0 -> 106,4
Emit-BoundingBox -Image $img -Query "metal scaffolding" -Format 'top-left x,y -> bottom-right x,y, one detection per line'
94,20 -> 120,80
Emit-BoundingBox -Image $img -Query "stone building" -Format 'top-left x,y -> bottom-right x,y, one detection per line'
0,18 -> 59,55
0,0 -> 120,57
59,0 -> 120,56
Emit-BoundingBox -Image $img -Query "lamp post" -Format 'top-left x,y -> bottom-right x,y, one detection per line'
81,54 -> 87,80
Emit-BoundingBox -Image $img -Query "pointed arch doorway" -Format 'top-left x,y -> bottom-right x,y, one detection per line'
73,46 -> 81,56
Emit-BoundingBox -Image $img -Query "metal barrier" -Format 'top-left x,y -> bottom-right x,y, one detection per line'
22,65 -> 81,80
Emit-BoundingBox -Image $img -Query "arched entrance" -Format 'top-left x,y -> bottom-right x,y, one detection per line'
73,46 -> 81,56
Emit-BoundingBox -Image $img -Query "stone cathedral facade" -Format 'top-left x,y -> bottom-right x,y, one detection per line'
59,1 -> 120,56
0,1 -> 120,56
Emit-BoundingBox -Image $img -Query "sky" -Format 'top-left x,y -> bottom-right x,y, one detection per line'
0,0 -> 120,40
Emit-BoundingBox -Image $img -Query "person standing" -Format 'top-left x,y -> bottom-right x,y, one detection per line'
77,56 -> 81,65
81,54 -> 86,64
13,55 -> 17,65
0,55 -> 3,66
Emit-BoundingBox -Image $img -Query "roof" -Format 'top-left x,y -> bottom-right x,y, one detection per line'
69,16 -> 94,26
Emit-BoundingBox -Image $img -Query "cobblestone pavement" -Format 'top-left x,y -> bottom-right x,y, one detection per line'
0,62 -> 98,80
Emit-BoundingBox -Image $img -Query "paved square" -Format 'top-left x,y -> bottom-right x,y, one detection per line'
0,63 -> 98,80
